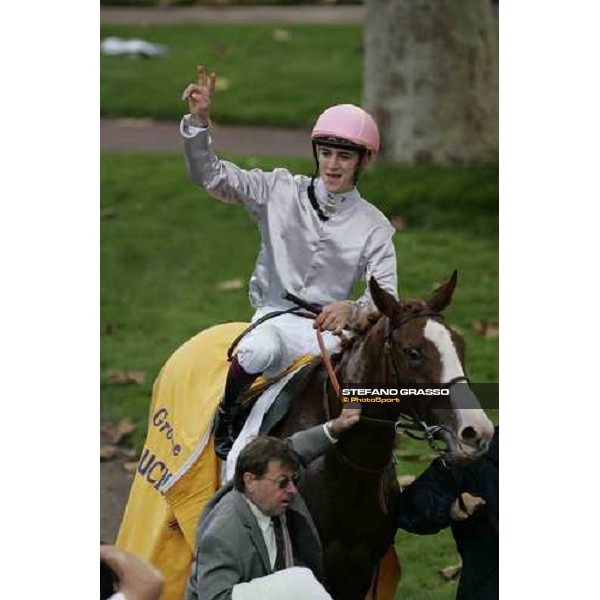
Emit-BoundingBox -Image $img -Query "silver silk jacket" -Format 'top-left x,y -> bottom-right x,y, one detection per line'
181,116 -> 398,312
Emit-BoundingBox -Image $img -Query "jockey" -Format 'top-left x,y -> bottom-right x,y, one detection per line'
181,66 -> 398,460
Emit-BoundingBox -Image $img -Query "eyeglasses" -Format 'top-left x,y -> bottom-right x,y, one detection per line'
260,473 -> 300,490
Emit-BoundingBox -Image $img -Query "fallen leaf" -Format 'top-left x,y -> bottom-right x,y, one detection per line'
101,418 -> 137,444
212,42 -> 230,57
121,447 -> 138,459
107,370 -> 146,385
103,322 -> 123,335
100,445 -> 121,461
273,29 -> 293,42
215,77 -> 231,91
217,279 -> 243,291
101,209 -> 118,220
439,564 -> 462,580
116,118 -> 155,128
397,474 -> 417,488
123,462 -> 138,474
472,320 -> 499,340
389,214 -> 406,230
449,324 -> 464,335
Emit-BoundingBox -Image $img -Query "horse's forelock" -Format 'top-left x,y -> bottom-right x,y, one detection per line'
399,299 -> 429,313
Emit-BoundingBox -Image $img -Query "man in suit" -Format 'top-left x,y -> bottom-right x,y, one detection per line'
184,409 -> 359,600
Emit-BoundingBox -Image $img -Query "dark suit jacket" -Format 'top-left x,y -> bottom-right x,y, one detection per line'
185,425 -> 332,600
397,428 -> 499,600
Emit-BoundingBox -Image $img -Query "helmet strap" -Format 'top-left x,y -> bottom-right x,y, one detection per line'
311,141 -> 320,178
353,149 -> 368,185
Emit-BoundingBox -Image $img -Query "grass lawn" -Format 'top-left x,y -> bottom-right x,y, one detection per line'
100,23 -> 362,127
101,152 -> 497,600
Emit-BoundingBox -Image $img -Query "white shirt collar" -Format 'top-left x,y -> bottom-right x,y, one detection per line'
243,496 -> 273,533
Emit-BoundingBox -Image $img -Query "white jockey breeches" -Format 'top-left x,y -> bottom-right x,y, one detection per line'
236,307 -> 341,377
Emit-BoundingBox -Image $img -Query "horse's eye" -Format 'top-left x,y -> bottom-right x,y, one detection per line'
404,347 -> 423,361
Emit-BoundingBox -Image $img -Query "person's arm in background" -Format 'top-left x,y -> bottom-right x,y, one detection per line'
100,545 -> 164,600
396,460 -> 487,535
396,460 -> 457,535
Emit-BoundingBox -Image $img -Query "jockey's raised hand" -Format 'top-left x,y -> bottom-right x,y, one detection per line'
314,301 -> 353,335
181,65 -> 216,127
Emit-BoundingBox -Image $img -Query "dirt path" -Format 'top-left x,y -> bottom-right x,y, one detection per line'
101,5 -> 364,25
101,118 -> 311,156
101,432 -> 136,543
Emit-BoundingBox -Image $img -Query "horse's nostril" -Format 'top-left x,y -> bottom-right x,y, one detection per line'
461,426 -> 479,442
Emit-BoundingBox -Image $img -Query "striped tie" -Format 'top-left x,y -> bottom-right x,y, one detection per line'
272,513 -> 294,570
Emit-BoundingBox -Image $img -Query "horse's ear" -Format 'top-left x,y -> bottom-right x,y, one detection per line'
426,270 -> 458,313
369,277 -> 400,317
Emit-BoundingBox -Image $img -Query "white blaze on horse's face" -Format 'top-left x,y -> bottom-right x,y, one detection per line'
424,320 -> 494,458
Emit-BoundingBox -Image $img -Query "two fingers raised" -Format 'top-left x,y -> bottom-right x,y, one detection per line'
182,66 -> 216,102
197,65 -> 216,93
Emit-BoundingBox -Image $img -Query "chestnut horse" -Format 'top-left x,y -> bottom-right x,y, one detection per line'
268,271 -> 494,600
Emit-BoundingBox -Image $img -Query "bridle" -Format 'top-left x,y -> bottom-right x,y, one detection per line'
319,310 -> 464,474
364,310 -> 471,456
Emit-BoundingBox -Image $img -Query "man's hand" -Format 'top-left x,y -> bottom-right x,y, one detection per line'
181,65 -> 216,126
326,407 -> 361,438
100,545 -> 164,600
314,301 -> 353,334
450,493 -> 486,521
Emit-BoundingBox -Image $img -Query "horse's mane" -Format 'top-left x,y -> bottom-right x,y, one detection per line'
339,299 -> 429,353
339,311 -> 384,353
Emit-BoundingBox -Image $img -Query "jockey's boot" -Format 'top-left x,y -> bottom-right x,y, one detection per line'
214,357 -> 261,460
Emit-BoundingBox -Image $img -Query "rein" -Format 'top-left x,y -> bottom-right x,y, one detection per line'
315,326 -> 340,396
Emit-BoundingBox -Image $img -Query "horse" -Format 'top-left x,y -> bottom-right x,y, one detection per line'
116,270 -> 494,600
266,270 -> 494,600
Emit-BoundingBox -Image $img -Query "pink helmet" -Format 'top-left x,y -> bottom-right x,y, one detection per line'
311,104 -> 380,155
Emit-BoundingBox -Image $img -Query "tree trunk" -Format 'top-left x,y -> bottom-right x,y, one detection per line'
364,0 -> 498,165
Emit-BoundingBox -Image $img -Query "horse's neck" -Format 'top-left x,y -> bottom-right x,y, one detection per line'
333,319 -> 396,470
338,318 -> 389,384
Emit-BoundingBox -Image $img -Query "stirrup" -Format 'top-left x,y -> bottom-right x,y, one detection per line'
213,404 -> 248,460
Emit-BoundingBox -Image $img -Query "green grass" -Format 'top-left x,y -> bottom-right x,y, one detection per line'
101,23 -> 363,127
101,152 -> 497,600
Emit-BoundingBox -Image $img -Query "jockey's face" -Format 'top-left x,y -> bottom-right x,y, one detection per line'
244,459 -> 298,516
317,145 -> 364,193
